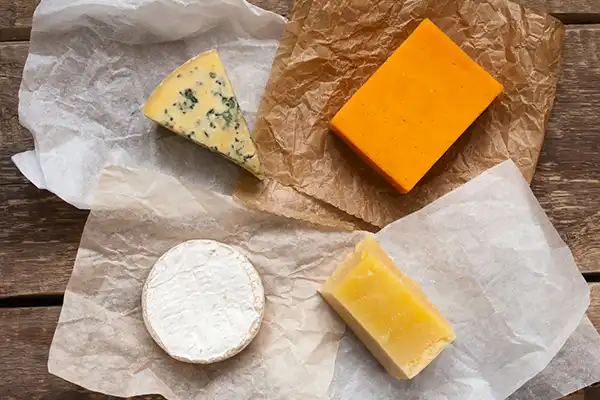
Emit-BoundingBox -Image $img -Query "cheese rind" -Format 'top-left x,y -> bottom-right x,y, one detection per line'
330,18 -> 503,193
143,49 -> 263,179
142,240 -> 265,364
319,236 -> 455,379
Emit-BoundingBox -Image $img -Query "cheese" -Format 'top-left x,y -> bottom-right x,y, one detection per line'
143,49 -> 263,179
330,18 -> 503,193
319,236 -> 455,379
142,240 -> 265,364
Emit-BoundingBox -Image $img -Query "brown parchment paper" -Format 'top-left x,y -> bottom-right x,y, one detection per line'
234,0 -> 369,232
235,176 -> 375,231
235,0 -> 565,227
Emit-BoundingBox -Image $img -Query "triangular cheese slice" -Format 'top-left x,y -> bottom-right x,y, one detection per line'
143,49 -> 263,179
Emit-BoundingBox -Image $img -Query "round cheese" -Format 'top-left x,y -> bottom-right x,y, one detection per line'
142,239 -> 265,363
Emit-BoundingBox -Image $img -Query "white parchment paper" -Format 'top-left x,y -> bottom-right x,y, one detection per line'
49,160 -> 600,399
330,161 -> 599,399
13,0 -> 286,208
511,317 -> 600,400
50,165 -> 365,399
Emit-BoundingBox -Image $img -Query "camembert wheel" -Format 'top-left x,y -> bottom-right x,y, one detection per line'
142,239 -> 265,363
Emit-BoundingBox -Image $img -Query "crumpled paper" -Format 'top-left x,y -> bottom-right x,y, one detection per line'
235,0 -> 566,228
50,165 -> 366,399
13,0 -> 286,208
328,160 -> 599,399
49,160 -> 600,399
510,318 -> 600,400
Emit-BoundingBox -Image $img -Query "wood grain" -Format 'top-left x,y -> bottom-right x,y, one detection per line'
0,307 -> 113,399
0,42 -> 89,299
251,0 -> 292,17
589,283 -> 600,330
0,0 -> 599,40
562,391 -> 585,400
0,306 -> 164,400
0,0 -> 36,40
1,286 -> 598,399
531,25 -> 600,273
1,25 -> 599,298
1,1 -> 599,399
0,0 -> 600,41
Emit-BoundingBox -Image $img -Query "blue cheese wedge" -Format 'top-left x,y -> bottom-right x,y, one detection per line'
143,49 -> 263,179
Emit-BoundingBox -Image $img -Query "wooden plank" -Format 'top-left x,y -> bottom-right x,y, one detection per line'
531,25 -> 600,273
1,25 -> 600,299
562,391 -> 585,400
0,307 -> 110,399
0,0 -> 599,38
583,385 -> 600,399
0,42 -> 89,298
252,0 -> 292,17
0,185 -> 88,298
589,283 -> 600,331
0,0 -> 33,41
1,286 -> 599,398
0,306 -> 162,399
0,0 -> 599,42
0,42 -> 30,185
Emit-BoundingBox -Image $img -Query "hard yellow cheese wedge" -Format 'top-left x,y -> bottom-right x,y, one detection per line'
143,49 -> 263,179
319,236 -> 455,379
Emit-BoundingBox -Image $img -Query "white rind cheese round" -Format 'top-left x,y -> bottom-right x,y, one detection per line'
142,240 -> 265,364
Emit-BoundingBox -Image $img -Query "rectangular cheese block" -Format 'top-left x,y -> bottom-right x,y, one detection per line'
319,236 -> 455,379
330,18 -> 503,193
143,49 -> 263,179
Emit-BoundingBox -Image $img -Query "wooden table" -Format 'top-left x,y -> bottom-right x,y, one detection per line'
0,0 -> 599,398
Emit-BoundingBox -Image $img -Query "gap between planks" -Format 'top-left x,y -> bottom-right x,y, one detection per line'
554,13 -> 600,24
0,27 -> 29,42
1,25 -> 600,298
0,293 -> 64,308
1,280 -> 599,307
0,301 -> 597,399
0,13 -> 600,43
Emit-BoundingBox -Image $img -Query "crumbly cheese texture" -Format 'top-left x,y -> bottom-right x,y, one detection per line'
319,236 -> 455,379
330,18 -> 503,193
143,49 -> 263,179
142,240 -> 265,364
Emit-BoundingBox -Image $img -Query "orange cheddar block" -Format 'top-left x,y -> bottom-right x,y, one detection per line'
319,237 -> 455,379
330,18 -> 503,193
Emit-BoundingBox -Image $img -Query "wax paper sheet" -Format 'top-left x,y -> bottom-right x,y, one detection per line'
330,160 -> 599,399
49,165 -> 365,399
235,0 -> 565,228
13,0 -> 286,208
49,160 -> 600,399
510,317 -> 600,400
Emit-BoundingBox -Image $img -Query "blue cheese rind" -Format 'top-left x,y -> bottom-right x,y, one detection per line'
143,49 -> 264,179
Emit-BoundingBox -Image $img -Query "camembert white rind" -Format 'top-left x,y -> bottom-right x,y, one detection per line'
142,240 -> 265,364
143,49 -> 263,179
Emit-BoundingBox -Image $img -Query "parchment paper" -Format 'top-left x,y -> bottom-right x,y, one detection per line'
50,165 -> 365,399
511,317 -> 600,400
13,0 -> 286,208
231,0 -> 371,232
235,0 -> 565,228
49,160 -> 600,399
330,160 -> 599,399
